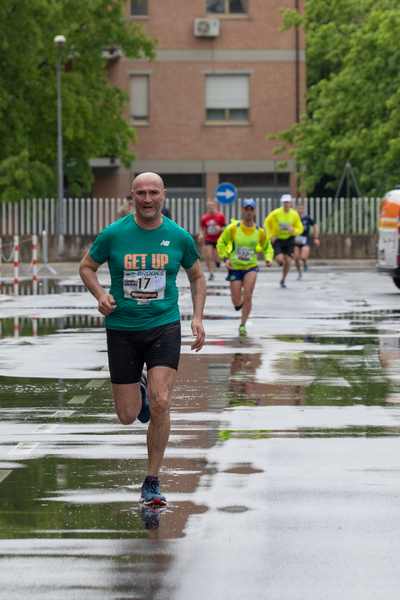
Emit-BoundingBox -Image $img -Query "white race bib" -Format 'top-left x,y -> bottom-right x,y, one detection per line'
295,235 -> 307,245
123,270 -> 166,303
236,246 -> 253,261
207,221 -> 218,234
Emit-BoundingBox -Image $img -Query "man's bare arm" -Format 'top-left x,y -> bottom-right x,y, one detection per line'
185,259 -> 206,351
79,253 -> 116,316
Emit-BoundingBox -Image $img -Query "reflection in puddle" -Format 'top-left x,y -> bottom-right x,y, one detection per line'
219,426 -> 400,440
218,505 -> 249,513
212,330 -> 393,407
1,279 -> 88,296
0,315 -> 104,338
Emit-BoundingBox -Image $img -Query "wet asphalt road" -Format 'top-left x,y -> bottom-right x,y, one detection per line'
0,264 -> 400,599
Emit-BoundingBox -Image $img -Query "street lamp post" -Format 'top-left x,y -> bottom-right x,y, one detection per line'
54,35 -> 66,257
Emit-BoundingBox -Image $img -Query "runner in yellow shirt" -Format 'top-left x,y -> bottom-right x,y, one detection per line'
217,198 -> 273,336
264,194 -> 303,288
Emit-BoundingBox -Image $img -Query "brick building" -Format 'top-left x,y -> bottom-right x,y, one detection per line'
92,0 -> 305,200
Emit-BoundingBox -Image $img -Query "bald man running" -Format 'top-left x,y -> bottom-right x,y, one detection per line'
79,172 -> 206,506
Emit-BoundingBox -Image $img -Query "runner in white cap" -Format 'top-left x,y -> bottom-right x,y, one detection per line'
264,194 -> 303,288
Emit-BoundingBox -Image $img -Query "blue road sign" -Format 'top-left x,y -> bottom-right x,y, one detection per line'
215,182 -> 238,205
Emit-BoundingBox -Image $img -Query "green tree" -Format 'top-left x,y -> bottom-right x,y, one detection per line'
276,0 -> 400,196
0,0 -> 155,200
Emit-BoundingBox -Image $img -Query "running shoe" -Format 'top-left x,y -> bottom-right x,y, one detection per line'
208,272 -> 215,281
234,303 -> 243,311
137,370 -> 150,423
239,324 -> 247,337
280,280 -> 287,288
140,476 -> 167,506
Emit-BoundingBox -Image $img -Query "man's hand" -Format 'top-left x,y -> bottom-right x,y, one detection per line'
191,318 -> 205,352
224,259 -> 232,270
288,225 -> 294,234
265,260 -> 272,268
98,293 -> 116,316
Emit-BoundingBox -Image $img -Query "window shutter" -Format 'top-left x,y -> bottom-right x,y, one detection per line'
130,75 -> 149,119
206,75 -> 249,109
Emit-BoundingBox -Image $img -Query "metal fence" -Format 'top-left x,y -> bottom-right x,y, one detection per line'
0,196 -> 381,236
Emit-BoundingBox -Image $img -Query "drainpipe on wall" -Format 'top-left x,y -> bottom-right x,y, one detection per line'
294,0 -> 300,124
293,0 -> 301,197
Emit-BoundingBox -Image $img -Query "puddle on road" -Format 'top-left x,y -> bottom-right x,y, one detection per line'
0,314 -> 104,338
215,341 -> 391,408
0,306 -> 400,548
219,426 -> 400,441
0,358 -> 219,544
1,286 -> 400,596
1,279 -> 87,296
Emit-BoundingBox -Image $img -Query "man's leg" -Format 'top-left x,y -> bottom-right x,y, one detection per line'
112,383 -> 142,424
275,252 -> 285,286
240,270 -> 257,327
212,245 -> 220,268
294,246 -> 302,278
301,245 -> 310,271
282,254 -> 291,283
140,322 -> 181,505
204,244 -> 214,279
229,279 -> 243,310
147,365 -> 177,477
107,329 -> 145,424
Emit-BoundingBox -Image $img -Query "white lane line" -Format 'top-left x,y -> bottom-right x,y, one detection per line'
68,394 -> 90,406
9,442 -> 40,455
5,381 -> 105,461
0,470 -> 12,483
85,379 -> 107,389
38,423 -> 59,434
52,410 -> 75,418
7,419 -> 62,457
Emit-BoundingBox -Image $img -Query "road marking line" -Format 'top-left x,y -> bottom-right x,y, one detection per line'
0,470 -> 12,483
9,442 -> 40,455
5,374 -> 106,462
85,379 -> 106,390
52,410 -> 75,418
38,423 -> 59,433
68,394 -> 90,405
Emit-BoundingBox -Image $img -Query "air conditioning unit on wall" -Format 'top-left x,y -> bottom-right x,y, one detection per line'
194,18 -> 220,38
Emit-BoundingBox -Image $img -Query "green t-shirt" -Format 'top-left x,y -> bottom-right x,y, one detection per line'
89,214 -> 199,331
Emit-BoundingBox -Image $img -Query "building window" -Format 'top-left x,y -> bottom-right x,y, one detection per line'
161,174 -> 204,188
206,74 -> 249,122
206,0 -> 247,14
131,0 -> 148,16
219,173 -> 290,187
130,75 -> 149,123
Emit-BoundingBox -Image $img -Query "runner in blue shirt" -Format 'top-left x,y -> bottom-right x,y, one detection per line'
293,203 -> 320,279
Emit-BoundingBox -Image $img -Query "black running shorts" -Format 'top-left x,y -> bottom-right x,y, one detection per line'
273,237 -> 295,257
106,320 -> 181,384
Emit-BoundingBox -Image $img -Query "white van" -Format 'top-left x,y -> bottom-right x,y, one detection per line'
377,188 -> 400,289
